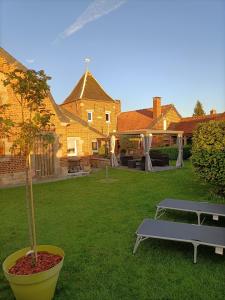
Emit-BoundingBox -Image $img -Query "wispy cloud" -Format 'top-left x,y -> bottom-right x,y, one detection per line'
59,0 -> 127,39
26,59 -> 35,64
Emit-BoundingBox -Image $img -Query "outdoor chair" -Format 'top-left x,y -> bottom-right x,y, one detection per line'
120,155 -> 133,166
127,159 -> 137,168
140,153 -> 169,170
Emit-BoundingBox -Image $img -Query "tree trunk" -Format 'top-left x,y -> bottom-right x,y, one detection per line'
25,153 -> 37,263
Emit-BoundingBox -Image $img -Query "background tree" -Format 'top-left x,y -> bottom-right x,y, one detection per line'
2,68 -> 54,263
193,100 -> 206,116
192,120 -> 225,197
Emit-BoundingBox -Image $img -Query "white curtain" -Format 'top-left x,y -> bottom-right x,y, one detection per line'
110,135 -> 118,167
142,134 -> 153,171
176,134 -> 184,167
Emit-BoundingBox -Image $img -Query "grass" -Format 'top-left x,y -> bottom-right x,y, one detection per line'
0,162 -> 225,300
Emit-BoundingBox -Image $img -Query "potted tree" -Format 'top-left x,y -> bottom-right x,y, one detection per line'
0,68 -> 64,300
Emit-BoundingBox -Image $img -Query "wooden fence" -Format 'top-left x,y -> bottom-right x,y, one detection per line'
34,136 -> 55,177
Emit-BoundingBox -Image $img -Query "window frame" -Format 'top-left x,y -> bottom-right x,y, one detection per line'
92,140 -> 98,153
163,118 -> 167,130
105,112 -> 111,123
67,137 -> 78,157
87,111 -> 93,122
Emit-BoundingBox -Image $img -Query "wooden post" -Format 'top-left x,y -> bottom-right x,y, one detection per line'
105,165 -> 108,179
28,153 -> 37,262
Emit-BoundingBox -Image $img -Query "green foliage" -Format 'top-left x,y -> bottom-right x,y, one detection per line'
2,69 -> 54,154
192,121 -> 225,196
0,104 -> 14,136
151,145 -> 191,160
193,100 -> 206,116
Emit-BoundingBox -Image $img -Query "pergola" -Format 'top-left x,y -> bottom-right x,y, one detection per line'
110,129 -> 184,171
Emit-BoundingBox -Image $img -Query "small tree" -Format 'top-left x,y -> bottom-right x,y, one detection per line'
193,100 -> 206,116
0,104 -> 14,136
192,121 -> 225,197
1,68 -> 54,263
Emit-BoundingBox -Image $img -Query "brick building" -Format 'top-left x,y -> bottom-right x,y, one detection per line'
0,47 -> 69,185
0,47 -> 120,185
117,97 -> 182,146
117,97 -> 225,146
60,70 -> 121,157
0,47 -> 224,185
169,111 -> 225,144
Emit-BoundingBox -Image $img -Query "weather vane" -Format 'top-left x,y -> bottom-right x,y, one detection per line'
84,57 -> 91,71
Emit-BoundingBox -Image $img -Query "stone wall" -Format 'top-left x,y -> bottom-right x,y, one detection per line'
90,157 -> 110,168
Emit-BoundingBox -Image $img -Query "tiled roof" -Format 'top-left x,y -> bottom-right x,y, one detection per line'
63,71 -> 114,104
0,47 -> 26,70
169,112 -> 225,133
0,47 -> 68,123
117,105 -> 173,132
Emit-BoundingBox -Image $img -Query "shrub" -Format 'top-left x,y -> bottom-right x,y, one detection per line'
192,121 -> 225,197
151,145 -> 191,160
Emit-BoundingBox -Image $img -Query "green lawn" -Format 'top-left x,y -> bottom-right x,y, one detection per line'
0,162 -> 225,300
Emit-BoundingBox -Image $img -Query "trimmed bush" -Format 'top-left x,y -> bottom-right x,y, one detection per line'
151,145 -> 191,160
192,121 -> 225,197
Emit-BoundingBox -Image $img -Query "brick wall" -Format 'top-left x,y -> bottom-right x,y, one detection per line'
61,98 -> 120,138
60,98 -> 120,158
0,55 -> 63,183
0,155 -> 25,174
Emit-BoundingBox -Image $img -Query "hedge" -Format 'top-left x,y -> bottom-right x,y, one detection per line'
151,145 -> 191,160
192,120 -> 225,197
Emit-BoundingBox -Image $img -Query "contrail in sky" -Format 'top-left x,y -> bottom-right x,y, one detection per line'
59,0 -> 127,39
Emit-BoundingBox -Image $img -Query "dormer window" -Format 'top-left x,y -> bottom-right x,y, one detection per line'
105,112 -> 110,123
87,111 -> 93,122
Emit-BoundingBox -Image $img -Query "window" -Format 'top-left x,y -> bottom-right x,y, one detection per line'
67,137 -> 78,156
163,118 -> 167,130
92,140 -> 98,153
105,112 -> 110,123
87,111 -> 93,122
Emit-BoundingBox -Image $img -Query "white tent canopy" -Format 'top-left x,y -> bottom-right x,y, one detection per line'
141,134 -> 153,172
110,135 -> 119,167
113,129 -> 184,171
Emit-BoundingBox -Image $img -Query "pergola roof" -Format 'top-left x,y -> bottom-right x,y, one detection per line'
115,129 -> 184,136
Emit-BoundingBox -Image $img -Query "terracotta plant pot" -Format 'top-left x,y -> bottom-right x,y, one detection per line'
2,245 -> 64,300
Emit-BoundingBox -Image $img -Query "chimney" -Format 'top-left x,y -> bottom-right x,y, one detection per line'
210,109 -> 216,115
153,97 -> 162,119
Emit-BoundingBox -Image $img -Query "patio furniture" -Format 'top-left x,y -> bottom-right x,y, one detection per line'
128,159 -> 137,168
150,151 -> 169,166
127,158 -> 142,169
68,158 -> 81,173
120,155 -> 133,166
155,198 -> 225,225
140,153 -> 169,170
133,219 -> 225,263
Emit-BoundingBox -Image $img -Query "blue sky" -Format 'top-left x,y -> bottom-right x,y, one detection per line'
1,0 -> 225,116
